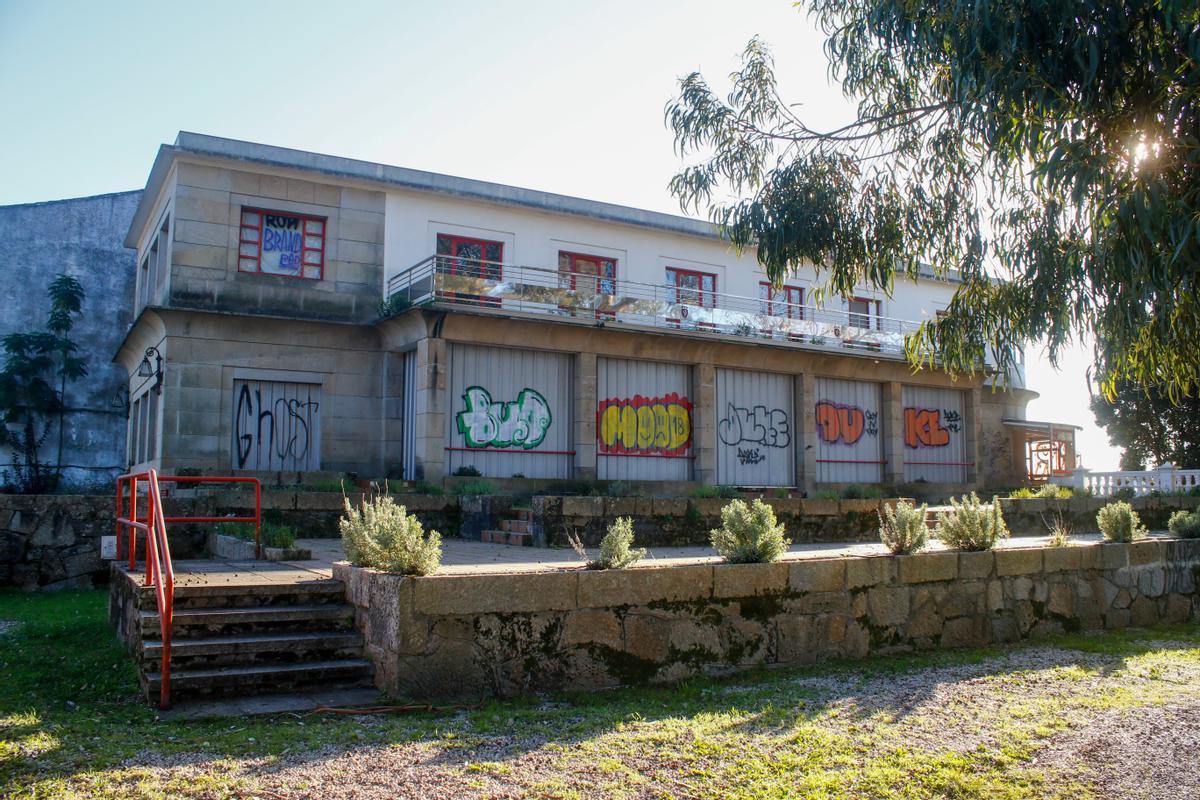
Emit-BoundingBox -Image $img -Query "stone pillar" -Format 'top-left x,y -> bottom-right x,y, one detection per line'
964,385 -> 982,488
881,381 -> 905,488
413,337 -> 447,481
574,353 -> 598,480
797,372 -> 817,495
694,364 -> 717,484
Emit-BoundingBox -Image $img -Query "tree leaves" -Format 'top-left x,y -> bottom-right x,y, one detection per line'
665,1 -> 1200,400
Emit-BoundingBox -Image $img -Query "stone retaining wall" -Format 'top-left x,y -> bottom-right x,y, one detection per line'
338,538 -> 1200,700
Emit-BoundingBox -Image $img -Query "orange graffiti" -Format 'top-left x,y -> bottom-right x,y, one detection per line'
904,408 -> 950,448
815,401 -> 866,445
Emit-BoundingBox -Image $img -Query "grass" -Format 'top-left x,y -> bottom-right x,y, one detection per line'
2,590 -> 1198,798
220,521 -> 297,549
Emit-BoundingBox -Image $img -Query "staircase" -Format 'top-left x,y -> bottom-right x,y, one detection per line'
133,577 -> 373,704
480,507 -> 533,546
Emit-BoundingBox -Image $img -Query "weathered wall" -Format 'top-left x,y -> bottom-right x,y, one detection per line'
0,191 -> 141,488
340,538 -> 1200,700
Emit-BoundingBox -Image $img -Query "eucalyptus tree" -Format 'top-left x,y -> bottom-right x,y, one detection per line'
666,2 -> 1199,399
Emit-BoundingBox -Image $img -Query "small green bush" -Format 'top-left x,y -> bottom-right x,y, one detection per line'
1096,501 -> 1147,542
692,484 -> 741,499
457,480 -> 495,496
840,484 -> 864,499
589,517 -> 646,570
1111,486 -> 1136,501
452,465 -> 482,477
411,480 -> 445,495
1010,484 -> 1072,499
1166,509 -> 1200,539
877,500 -> 929,555
935,493 -> 1009,551
305,479 -> 346,493
339,495 -> 441,575
710,499 -> 791,563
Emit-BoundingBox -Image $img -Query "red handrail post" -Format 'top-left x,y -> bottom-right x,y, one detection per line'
128,475 -> 138,570
115,476 -> 124,564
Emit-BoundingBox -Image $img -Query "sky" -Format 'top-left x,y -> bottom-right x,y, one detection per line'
0,0 -> 1121,470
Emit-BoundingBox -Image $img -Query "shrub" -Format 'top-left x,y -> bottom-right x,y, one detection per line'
1111,486 -> 1136,501
457,480 -> 495,496
412,480 -> 444,495
691,484 -> 740,499
223,521 -> 296,549
1045,511 -> 1072,547
1166,509 -> 1200,539
339,494 -> 441,575
840,484 -> 864,499
606,480 -> 630,497
935,493 -> 1009,551
589,517 -> 646,570
710,499 -> 790,563
877,500 -> 929,555
1096,501 -> 1147,542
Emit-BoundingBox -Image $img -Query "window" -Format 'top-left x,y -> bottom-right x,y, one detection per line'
436,233 -> 503,306
127,390 -> 159,466
848,297 -> 881,330
666,267 -> 716,308
559,251 -> 617,318
759,282 -> 804,319
239,208 -> 326,279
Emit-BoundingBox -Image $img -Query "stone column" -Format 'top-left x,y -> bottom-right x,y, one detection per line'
881,381 -> 906,487
694,364 -> 717,484
796,372 -> 817,495
964,385 -> 982,488
413,337 -> 447,481
575,353 -> 598,480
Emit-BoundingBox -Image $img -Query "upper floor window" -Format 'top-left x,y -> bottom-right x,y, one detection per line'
558,251 -> 616,295
436,233 -> 503,280
848,296 -> 882,330
666,267 -> 716,308
759,282 -> 804,319
239,208 -> 325,280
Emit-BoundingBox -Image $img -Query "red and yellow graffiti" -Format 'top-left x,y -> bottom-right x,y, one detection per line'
597,393 -> 692,455
904,407 -> 951,448
815,401 -> 866,445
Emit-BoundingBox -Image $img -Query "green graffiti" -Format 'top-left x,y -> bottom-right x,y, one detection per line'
456,386 -> 553,449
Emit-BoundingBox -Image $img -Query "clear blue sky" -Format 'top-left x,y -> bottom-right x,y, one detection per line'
0,0 -> 1120,470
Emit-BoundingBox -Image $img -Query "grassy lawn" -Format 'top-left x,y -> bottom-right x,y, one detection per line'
1,589 -> 1198,799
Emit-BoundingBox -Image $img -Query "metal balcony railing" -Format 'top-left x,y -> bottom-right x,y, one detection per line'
384,255 -> 927,357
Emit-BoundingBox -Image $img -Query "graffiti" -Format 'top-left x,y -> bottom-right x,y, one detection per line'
262,214 -> 303,272
737,447 -> 765,465
456,386 -> 552,449
597,393 -> 691,455
235,383 -> 319,469
717,404 -> 791,448
865,410 -> 879,437
942,409 -> 962,433
904,407 -> 951,448
815,401 -> 871,445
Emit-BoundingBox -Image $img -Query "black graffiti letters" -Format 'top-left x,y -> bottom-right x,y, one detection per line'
235,384 -> 319,469
942,409 -> 962,433
717,404 -> 791,449
865,410 -> 879,437
737,447 -> 765,465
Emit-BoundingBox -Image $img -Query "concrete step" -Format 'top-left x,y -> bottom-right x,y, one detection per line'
144,658 -> 374,700
141,604 -> 355,638
137,580 -> 346,611
511,507 -> 532,521
499,519 -> 531,534
480,529 -> 531,546
142,630 -> 364,667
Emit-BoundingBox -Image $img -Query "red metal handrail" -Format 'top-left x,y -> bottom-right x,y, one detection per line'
115,472 -> 262,708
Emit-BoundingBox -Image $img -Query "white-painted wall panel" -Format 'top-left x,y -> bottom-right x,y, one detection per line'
597,358 -> 692,481
814,377 -> 883,484
446,344 -> 573,479
232,379 -> 322,472
902,385 -> 967,483
715,369 -> 795,487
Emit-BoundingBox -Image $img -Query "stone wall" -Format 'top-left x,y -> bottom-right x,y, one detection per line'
339,537 -> 1200,700
998,494 -> 1200,534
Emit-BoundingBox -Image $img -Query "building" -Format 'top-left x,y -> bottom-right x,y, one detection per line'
115,132 -> 1072,492
0,190 -> 141,491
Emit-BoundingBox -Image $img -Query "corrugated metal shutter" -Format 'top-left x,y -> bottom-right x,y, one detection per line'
814,377 -> 883,483
902,385 -> 967,484
401,351 -> 417,480
232,379 -> 322,471
597,357 -> 692,481
715,368 -> 795,487
446,344 -> 573,479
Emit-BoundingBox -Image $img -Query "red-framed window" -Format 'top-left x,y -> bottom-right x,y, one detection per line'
436,234 -> 503,280
665,267 -> 717,308
848,296 -> 882,330
759,282 -> 804,319
559,251 -> 617,318
239,208 -> 326,280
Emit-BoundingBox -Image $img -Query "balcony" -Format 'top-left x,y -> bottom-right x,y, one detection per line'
385,256 -> 935,359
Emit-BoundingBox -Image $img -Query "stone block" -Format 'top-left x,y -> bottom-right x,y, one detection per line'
846,556 -> 894,589
623,613 -> 671,662
792,591 -> 850,615
652,498 -> 687,516
801,499 -> 838,516
839,499 -> 879,514
1105,608 -> 1131,629
986,580 -> 1004,613
897,552 -> 958,584
1164,594 -> 1193,624
1010,576 -> 1033,601
1137,567 -> 1166,598
940,581 -> 984,618
1128,540 -> 1165,566
413,571 -> 578,615
690,498 -> 725,517
605,497 -> 636,517
1046,584 -> 1075,617
1100,543 -> 1129,570
577,564 -> 713,608
562,609 -> 623,649
776,615 -> 815,664
562,496 -> 602,516
1129,595 -> 1158,627
958,551 -> 994,580
713,562 -> 789,598
940,616 -> 987,649
867,586 -> 909,628
906,603 -> 944,638
995,548 -> 1043,576
789,558 -> 846,593
1043,547 -> 1082,573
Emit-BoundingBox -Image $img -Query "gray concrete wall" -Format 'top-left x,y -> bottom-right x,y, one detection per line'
0,191 -> 141,490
